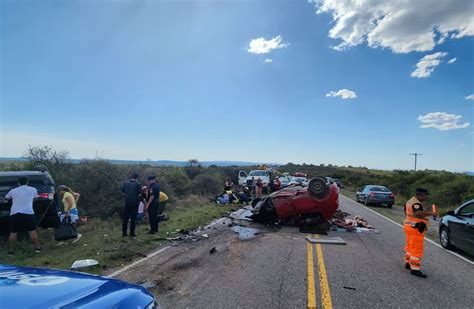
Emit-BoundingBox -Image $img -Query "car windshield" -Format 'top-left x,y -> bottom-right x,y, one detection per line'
249,171 -> 267,177
369,186 -> 389,192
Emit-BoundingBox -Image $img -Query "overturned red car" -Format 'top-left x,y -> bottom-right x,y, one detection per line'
250,176 -> 339,230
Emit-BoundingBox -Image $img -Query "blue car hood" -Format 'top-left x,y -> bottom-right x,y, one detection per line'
0,264 -> 154,309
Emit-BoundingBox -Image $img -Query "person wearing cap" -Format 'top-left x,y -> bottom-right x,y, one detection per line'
403,188 -> 436,278
121,173 -> 141,237
145,176 -> 160,234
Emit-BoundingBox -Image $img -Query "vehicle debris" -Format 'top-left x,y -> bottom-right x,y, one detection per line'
71,259 -> 99,270
329,210 -> 376,232
305,236 -> 346,245
343,286 -> 357,290
140,281 -> 157,289
229,206 -> 253,221
201,234 -> 209,238
231,226 -> 262,241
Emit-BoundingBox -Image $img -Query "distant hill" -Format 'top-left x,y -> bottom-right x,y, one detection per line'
464,171 -> 474,176
0,157 -> 266,167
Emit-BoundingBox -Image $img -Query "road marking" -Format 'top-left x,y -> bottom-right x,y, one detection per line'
340,194 -> 474,265
107,246 -> 171,278
314,235 -> 333,309
307,242 -> 317,309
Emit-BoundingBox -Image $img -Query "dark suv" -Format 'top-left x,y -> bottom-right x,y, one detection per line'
0,171 -> 60,233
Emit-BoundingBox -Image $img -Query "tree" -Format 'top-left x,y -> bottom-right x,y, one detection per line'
187,159 -> 200,167
23,145 -> 69,168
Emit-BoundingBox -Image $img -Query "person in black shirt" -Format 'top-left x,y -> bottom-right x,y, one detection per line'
121,173 -> 141,237
145,175 -> 160,234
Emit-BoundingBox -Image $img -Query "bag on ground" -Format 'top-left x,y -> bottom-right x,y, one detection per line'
55,215 -> 78,241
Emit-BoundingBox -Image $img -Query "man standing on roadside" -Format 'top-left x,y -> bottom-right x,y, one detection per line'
5,177 -> 41,254
121,173 -> 141,237
145,176 -> 160,234
403,188 -> 436,278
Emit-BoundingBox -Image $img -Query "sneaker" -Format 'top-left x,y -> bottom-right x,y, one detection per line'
405,263 -> 411,270
148,230 -> 157,235
122,233 -> 128,237
34,248 -> 42,254
129,234 -> 137,237
410,270 -> 427,278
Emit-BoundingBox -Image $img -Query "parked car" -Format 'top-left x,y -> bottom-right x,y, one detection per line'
0,264 -> 159,308
356,185 -> 394,208
439,199 -> 474,256
288,176 -> 309,186
0,171 -> 60,234
277,175 -> 291,188
238,170 -> 272,190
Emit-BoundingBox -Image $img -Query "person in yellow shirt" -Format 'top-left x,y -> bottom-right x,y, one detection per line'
58,185 -> 80,223
157,191 -> 169,222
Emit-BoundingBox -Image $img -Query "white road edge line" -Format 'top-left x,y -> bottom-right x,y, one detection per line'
107,216 -> 229,278
340,194 -> 474,265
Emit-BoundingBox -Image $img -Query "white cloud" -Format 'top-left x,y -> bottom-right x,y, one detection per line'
418,112 -> 470,131
247,35 -> 289,55
311,0 -> 474,53
411,52 -> 448,78
264,58 -> 273,63
465,94 -> 474,100
326,89 -> 357,99
447,57 -> 457,64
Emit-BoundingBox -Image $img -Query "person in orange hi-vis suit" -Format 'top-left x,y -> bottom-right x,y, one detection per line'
403,188 -> 436,278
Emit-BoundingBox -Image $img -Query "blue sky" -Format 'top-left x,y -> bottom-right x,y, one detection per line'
1,0 -> 473,171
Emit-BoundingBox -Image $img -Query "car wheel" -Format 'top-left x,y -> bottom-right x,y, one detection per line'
364,197 -> 369,206
440,227 -> 454,250
387,204 -> 393,208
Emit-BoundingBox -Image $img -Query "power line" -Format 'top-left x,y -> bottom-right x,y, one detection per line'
409,153 -> 422,171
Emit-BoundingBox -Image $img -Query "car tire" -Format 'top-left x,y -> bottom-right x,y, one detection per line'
440,226 -> 454,250
387,204 -> 393,208
364,197 -> 369,206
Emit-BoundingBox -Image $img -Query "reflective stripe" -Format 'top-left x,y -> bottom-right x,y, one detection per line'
411,256 -> 421,261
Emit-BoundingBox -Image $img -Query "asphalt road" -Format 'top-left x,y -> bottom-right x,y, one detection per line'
115,195 -> 474,308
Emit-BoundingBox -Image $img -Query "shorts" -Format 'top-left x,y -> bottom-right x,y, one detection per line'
9,213 -> 36,233
60,208 -> 79,223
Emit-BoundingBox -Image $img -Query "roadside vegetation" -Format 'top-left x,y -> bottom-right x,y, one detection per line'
0,146 -> 472,272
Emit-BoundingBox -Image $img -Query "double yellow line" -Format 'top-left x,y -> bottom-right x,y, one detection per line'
307,235 -> 333,309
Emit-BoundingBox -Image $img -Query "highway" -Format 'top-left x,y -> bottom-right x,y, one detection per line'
115,195 -> 474,308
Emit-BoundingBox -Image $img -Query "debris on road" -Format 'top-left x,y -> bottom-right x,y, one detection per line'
305,236 -> 346,245
140,281 -> 157,289
229,206 -> 253,221
71,259 -> 99,270
343,286 -> 357,290
231,226 -> 262,241
329,210 -> 377,233
202,234 -> 209,238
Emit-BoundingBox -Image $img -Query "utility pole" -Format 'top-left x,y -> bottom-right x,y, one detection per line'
409,153 -> 422,171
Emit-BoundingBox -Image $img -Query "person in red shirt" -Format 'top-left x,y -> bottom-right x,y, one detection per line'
274,177 -> 282,191
255,178 -> 264,198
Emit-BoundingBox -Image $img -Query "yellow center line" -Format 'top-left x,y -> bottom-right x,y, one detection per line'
307,240 -> 317,309
315,235 -> 333,309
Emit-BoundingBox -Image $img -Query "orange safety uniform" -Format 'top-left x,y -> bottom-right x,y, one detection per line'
403,196 -> 429,270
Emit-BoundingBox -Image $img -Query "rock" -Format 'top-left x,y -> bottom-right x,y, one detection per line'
202,234 -> 209,238
210,247 -> 217,254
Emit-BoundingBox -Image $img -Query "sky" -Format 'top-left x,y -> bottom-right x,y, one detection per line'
1,0 -> 473,171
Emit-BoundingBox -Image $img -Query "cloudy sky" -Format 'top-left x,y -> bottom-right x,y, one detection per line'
1,0 -> 473,171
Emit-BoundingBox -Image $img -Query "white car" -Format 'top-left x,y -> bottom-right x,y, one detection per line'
288,176 -> 308,186
238,170 -> 271,188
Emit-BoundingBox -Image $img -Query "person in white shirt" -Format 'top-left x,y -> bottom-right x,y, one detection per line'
5,177 -> 41,254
